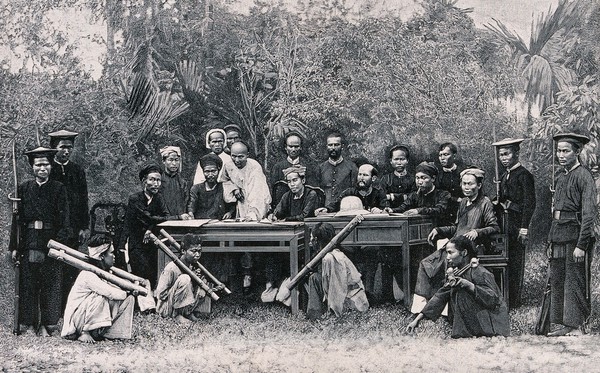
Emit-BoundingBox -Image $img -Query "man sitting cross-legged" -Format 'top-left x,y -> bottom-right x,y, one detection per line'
61,235 -> 135,343
155,234 -> 212,324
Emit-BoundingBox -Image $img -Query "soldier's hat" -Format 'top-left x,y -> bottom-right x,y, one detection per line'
491,138 -> 524,147
25,147 -> 58,165
48,130 -> 78,148
553,132 -> 590,146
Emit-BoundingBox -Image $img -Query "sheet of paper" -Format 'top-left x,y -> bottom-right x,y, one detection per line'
158,219 -> 212,228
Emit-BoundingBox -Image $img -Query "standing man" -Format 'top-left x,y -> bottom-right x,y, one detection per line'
317,132 -> 358,206
491,138 -> 536,309
547,133 -> 597,337
270,131 -> 316,209
12,147 -> 70,336
48,130 -> 90,310
193,128 -> 232,185
224,123 -> 242,154
219,140 -> 271,292
159,146 -> 189,218
436,142 -> 464,224
380,145 -> 416,210
119,164 -> 184,288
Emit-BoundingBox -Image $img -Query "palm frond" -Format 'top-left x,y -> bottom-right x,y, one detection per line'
137,92 -> 190,141
484,18 -> 529,57
529,0 -> 583,55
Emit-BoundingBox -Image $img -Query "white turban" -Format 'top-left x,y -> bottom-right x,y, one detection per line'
205,129 -> 227,149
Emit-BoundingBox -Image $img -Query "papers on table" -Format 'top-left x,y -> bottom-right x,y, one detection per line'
158,219 -> 212,228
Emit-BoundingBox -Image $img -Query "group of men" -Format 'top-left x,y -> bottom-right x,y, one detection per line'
9,123 -> 597,340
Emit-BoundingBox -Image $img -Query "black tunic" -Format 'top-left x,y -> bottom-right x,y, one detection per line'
49,161 -> 89,234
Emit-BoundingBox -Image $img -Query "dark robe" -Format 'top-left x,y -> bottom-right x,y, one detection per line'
421,265 -> 510,338
18,179 -> 70,326
119,191 -> 179,287
435,164 -> 464,224
160,171 -> 189,216
497,164 -> 536,308
415,193 -> 500,300
393,187 -> 452,227
324,185 -> 389,212
379,171 -> 417,208
50,160 -> 90,311
317,158 -> 358,206
548,163 -> 597,328
269,156 -> 316,208
187,182 -> 228,219
273,188 -> 319,221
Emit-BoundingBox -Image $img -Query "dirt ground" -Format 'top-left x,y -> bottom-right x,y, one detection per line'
3,245 -> 600,372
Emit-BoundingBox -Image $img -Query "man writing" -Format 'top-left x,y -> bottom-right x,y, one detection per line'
491,138 -> 536,308
546,133 -> 597,336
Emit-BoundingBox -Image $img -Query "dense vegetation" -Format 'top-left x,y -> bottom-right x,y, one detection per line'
1,0 -> 599,243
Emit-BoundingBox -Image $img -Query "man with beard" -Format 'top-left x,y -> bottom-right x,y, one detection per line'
380,145 -> 417,209
317,132 -> 358,206
48,130 -> 90,311
270,132 -> 316,209
411,167 -> 499,314
436,143 -> 464,224
491,138 -> 536,309
159,146 -> 189,218
188,154 -> 233,219
12,147 -> 70,336
546,133 -> 596,337
193,128 -> 232,185
119,164 -> 184,288
219,140 -> 272,292
315,163 -> 388,301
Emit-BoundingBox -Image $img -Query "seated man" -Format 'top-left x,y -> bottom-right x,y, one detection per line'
306,223 -> 369,320
406,236 -> 509,338
61,235 -> 135,343
392,161 -> 451,227
315,163 -> 388,301
262,165 -> 320,302
188,154 -> 234,220
411,167 -> 500,313
379,145 -> 416,209
156,234 -> 211,324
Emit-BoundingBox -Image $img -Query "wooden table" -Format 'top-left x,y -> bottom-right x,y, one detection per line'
157,220 -> 306,315
304,214 -> 433,308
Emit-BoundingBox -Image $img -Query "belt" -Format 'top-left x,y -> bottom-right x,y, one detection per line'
553,210 -> 580,220
26,221 -> 54,230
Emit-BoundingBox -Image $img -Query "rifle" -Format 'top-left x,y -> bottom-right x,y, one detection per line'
159,229 -> 232,295
8,139 -> 21,335
148,232 -> 220,301
287,215 -> 364,290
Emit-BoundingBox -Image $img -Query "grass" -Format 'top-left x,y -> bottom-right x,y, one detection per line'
2,243 -> 600,372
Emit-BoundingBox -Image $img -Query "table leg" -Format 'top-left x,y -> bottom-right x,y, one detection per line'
403,242 -> 411,309
289,237 -> 299,315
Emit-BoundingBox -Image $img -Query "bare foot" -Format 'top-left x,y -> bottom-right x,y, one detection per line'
38,326 -> 50,337
547,326 -> 573,337
175,315 -> 192,325
22,325 -> 36,336
186,313 -> 200,322
77,331 -> 96,343
566,327 -> 585,336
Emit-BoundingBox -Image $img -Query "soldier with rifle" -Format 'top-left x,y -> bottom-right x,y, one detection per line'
11,147 -> 70,336
491,138 -> 536,309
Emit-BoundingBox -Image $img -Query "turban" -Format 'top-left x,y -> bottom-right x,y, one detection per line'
415,161 -> 438,177
283,164 -> 307,178
160,145 -> 181,158
139,163 -> 162,181
460,167 -> 485,180
89,243 -> 112,260
25,147 -> 58,166
205,129 -> 227,149
199,153 -> 223,170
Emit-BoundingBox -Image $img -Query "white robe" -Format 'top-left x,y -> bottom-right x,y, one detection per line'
219,158 -> 271,220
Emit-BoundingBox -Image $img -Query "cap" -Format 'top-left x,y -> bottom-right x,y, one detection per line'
199,153 -> 223,170
553,132 -> 590,146
283,164 -> 307,178
205,128 -> 227,149
415,161 -> 438,177
460,167 -> 485,179
224,123 -> 242,134
25,147 -> 58,165
139,163 -> 162,181
160,146 -> 181,158
48,130 -> 78,148
491,138 -> 524,147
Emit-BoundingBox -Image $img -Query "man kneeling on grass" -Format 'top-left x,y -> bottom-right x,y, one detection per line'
61,235 -> 135,343
406,236 -> 509,338
156,234 -> 211,324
